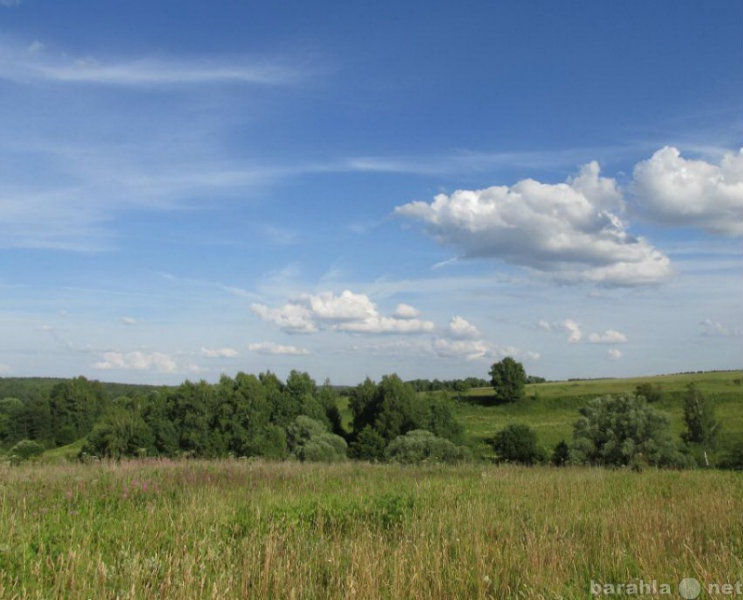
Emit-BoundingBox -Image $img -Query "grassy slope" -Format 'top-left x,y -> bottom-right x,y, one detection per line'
454,371 -> 743,457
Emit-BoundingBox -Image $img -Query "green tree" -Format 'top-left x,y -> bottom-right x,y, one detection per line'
570,394 -> 686,468
681,384 -> 721,466
489,357 -> 526,403
81,401 -> 154,459
48,376 -> 106,446
141,391 -> 179,456
348,425 -> 387,461
168,381 -> 213,457
424,393 -> 464,444
681,384 -> 720,445
0,397 -> 27,445
349,375 -> 425,442
492,423 -> 544,465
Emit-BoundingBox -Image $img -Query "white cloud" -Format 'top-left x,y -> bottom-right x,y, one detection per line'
632,147 -> 743,236
336,315 -> 435,334
252,290 -> 435,335
302,290 -> 377,321
395,161 -> 672,286
0,40 -> 304,87
248,342 -> 310,356
562,319 -> 583,343
448,316 -> 482,339
606,349 -> 623,361
251,302 -> 317,333
120,316 -> 137,326
699,319 -> 738,338
201,347 -> 239,358
536,319 -> 552,332
587,329 -> 628,344
432,338 -> 493,361
393,303 -> 421,319
94,351 -> 177,373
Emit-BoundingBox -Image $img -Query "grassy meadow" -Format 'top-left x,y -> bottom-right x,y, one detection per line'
1,459 -> 742,599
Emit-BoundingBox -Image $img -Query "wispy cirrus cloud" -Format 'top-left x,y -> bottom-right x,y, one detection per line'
0,38 -> 307,87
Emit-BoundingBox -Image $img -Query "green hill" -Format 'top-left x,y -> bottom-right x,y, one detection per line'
455,370 -> 743,458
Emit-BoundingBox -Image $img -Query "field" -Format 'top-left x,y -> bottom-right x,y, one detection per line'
1,459 -> 742,599
454,371 -> 743,457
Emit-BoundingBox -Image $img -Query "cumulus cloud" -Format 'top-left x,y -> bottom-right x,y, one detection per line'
448,316 -> 482,339
251,302 -> 317,333
248,342 -> 310,356
632,147 -> 743,236
252,291 -> 433,335
542,319 -> 627,345
563,319 -> 583,343
432,338 -> 494,361
201,347 -> 239,358
606,349 -> 623,361
119,316 -> 138,326
94,351 -> 177,372
395,161 -> 672,286
587,329 -> 628,344
393,303 -> 421,319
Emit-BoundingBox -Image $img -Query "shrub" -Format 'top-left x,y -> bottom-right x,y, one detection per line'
570,394 -> 688,468
551,440 -> 570,466
9,439 -> 45,462
492,423 -> 545,465
286,416 -> 347,462
385,430 -> 470,464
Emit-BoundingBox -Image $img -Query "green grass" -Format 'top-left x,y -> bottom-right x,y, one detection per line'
0,459 -> 741,599
455,370 -> 743,457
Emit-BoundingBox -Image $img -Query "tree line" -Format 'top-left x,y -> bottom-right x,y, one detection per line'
0,371 -> 470,463
1,358 -> 740,469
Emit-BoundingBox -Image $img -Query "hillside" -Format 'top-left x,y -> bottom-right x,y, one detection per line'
455,370 -> 743,458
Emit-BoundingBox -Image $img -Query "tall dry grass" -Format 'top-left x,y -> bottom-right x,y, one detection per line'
0,459 -> 740,599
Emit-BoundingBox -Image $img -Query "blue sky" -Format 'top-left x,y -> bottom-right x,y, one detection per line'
1,0 -> 741,385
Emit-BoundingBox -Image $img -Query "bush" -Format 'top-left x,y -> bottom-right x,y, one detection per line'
385,430 -> 470,464
9,439 -> 45,462
286,416 -> 347,462
570,394 -> 688,468
635,383 -> 663,403
492,423 -> 545,465
551,440 -> 570,466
